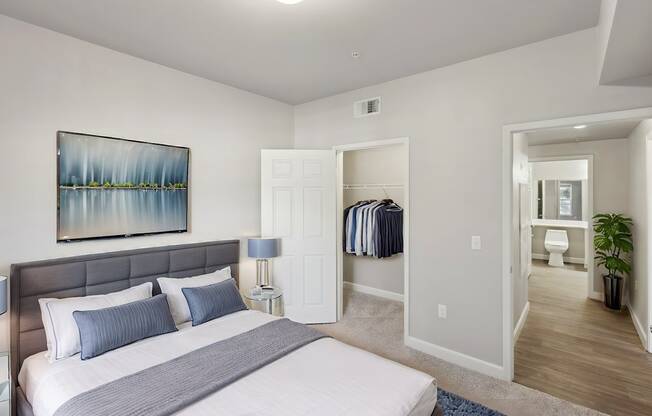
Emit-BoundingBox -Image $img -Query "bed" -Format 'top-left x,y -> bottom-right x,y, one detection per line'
10,240 -> 437,416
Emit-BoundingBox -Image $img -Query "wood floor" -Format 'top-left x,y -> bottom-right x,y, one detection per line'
515,261 -> 652,416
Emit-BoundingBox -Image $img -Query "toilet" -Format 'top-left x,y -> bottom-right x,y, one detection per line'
544,229 -> 569,267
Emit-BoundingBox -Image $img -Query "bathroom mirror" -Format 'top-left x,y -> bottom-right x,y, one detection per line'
535,179 -> 584,221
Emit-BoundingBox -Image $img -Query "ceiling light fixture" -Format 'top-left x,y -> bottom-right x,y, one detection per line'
276,0 -> 304,4
573,125 -> 587,129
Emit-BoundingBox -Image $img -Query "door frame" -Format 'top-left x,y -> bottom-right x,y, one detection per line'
528,155 -> 595,299
332,137 -> 410,342
502,107 -> 652,381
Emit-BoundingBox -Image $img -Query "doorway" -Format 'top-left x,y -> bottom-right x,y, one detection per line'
259,138 -> 410,335
333,138 -> 410,338
502,108 -> 652,415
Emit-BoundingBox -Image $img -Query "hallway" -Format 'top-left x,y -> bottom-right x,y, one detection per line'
515,261 -> 652,416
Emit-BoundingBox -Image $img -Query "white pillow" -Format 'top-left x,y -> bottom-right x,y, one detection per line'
157,267 -> 232,324
39,282 -> 153,362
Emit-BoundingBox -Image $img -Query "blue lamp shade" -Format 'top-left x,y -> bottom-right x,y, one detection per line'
248,238 -> 280,259
0,275 -> 7,315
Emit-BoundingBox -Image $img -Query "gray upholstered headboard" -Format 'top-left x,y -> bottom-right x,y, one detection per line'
9,240 -> 239,387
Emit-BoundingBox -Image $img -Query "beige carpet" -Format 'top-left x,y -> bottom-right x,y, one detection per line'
313,289 -> 605,416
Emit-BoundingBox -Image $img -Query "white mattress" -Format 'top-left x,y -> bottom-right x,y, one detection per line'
19,310 -> 436,416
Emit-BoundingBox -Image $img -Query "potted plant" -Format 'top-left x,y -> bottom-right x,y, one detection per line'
593,213 -> 633,310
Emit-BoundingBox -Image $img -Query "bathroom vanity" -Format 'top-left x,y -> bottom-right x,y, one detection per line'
531,219 -> 587,229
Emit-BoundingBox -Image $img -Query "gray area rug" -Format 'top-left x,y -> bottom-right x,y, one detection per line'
437,389 -> 504,415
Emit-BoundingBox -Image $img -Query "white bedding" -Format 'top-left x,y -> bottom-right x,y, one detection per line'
19,310 -> 436,416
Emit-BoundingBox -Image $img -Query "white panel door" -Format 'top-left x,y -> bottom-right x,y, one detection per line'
519,183 -> 532,280
261,150 -> 336,324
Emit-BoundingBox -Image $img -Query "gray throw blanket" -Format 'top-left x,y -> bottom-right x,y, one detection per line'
54,318 -> 329,416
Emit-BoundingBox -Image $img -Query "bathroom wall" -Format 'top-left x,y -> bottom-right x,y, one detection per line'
529,159 -> 588,263
529,138 -> 630,293
531,159 -> 588,182
530,159 -> 588,220
532,227 -> 586,263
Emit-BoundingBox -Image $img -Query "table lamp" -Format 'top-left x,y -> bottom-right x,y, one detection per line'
247,238 -> 280,288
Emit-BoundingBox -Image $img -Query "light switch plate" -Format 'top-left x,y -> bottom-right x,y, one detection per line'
472,236 -> 481,250
438,304 -> 447,319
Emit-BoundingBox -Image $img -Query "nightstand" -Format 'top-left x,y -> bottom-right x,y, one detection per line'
243,287 -> 284,316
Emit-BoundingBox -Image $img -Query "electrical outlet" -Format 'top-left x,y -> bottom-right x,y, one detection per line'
438,304 -> 447,319
472,236 -> 481,250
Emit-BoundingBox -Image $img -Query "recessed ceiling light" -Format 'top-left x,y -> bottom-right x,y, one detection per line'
352,51 -> 360,59
277,0 -> 304,4
573,125 -> 587,129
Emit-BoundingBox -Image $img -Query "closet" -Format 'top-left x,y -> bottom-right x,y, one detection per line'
341,143 -> 406,301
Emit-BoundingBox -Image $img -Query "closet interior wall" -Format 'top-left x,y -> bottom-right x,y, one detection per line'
343,144 -> 405,296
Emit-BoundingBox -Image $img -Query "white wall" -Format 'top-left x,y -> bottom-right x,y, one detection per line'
343,145 -> 405,295
531,227 -> 585,261
0,16 -> 294,352
294,27 -> 652,371
530,160 -> 588,181
529,159 -> 588,263
628,120 -> 652,348
529,138 -> 629,294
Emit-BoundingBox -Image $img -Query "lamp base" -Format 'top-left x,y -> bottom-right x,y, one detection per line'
256,258 -> 271,287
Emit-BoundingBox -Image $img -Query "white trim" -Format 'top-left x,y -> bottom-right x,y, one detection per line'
503,107 -> 652,382
343,281 -> 404,302
628,303 -> 649,351
513,301 -> 530,342
333,137 -> 410,346
531,253 -> 586,265
405,336 -> 505,379
333,137 -> 408,152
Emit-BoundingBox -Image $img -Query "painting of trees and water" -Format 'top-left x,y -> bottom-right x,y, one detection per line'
57,132 -> 189,241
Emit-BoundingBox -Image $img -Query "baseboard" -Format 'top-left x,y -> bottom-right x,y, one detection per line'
513,301 -> 530,342
405,335 -> 505,379
532,253 -> 585,265
343,281 -> 404,302
627,303 -> 649,351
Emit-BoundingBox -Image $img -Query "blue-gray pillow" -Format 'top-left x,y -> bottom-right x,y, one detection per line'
73,294 -> 177,360
182,279 -> 247,326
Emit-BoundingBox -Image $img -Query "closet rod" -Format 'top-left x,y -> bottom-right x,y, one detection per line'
343,184 -> 403,190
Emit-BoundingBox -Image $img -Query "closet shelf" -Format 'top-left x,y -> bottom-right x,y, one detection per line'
343,184 -> 403,190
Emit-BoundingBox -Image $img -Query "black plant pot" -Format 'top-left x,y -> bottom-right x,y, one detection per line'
603,274 -> 624,310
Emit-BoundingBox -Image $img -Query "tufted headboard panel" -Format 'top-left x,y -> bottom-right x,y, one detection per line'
9,240 -> 240,388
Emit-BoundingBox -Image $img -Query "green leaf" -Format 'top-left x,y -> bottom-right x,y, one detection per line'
593,212 -> 633,276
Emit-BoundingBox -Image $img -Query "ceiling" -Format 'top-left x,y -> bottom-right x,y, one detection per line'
525,119 -> 642,146
599,0 -> 652,86
0,0 -> 601,104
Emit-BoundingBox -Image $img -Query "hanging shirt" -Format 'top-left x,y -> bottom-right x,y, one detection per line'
346,201 -> 370,254
360,201 -> 380,255
368,202 -> 384,256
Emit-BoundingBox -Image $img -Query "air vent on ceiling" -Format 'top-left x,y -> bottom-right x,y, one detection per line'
354,97 -> 381,118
